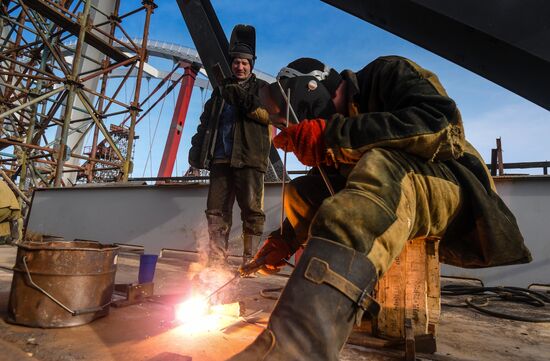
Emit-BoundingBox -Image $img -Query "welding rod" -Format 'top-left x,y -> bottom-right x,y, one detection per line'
204,273 -> 240,302
276,80 -> 299,125
280,87 -> 291,235
238,254 -> 269,276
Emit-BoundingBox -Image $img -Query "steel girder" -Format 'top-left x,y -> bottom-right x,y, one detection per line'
322,0 -> 550,111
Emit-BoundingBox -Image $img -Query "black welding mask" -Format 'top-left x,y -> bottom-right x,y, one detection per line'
229,24 -> 256,68
266,58 -> 341,123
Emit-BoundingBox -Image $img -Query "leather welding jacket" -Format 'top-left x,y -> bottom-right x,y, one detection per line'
318,56 -> 531,268
188,74 -> 270,172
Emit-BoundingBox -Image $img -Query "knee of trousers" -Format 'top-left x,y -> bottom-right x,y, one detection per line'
309,189 -> 398,255
205,211 -> 231,234
242,217 -> 265,236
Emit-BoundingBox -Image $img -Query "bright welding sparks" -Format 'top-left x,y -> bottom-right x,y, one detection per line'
174,297 -> 240,334
175,296 -> 209,324
173,266 -> 240,334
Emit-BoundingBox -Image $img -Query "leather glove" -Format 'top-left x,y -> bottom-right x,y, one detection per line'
247,107 -> 270,125
254,233 -> 293,271
220,83 -> 260,112
272,118 -> 328,166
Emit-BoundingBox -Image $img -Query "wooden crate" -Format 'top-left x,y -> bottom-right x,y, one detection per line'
373,237 -> 441,340
347,237 -> 440,357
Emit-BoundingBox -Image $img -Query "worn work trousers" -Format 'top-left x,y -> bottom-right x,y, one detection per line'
287,148 -> 462,276
206,163 -> 266,257
282,170 -> 347,249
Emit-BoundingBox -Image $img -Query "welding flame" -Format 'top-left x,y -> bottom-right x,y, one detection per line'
174,296 -> 240,334
175,296 -> 209,324
174,295 -> 221,333
174,266 -> 241,333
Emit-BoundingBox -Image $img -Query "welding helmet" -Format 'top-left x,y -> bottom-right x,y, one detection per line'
229,24 -> 256,68
265,58 -> 342,123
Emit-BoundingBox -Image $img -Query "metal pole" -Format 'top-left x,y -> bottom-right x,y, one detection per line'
75,90 -> 124,160
19,22 -> 56,192
54,0 -> 93,186
2,11 -> 26,101
156,63 -> 198,180
0,86 -> 65,120
123,0 -> 156,181
280,88 -> 290,235
0,138 -> 120,167
496,137 -> 504,176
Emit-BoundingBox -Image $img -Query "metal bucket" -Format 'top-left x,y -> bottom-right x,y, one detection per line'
7,239 -> 119,328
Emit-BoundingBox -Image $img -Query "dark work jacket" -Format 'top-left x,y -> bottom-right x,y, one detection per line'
324,56 -> 531,268
188,75 -> 270,172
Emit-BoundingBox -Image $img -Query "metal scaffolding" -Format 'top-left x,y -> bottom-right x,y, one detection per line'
0,0 -> 162,193
0,0 -> 285,213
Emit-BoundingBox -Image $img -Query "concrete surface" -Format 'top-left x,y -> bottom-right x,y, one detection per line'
0,245 -> 549,361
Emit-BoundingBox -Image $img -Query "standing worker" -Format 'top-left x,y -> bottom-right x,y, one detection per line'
188,25 -> 271,268
229,56 -> 531,360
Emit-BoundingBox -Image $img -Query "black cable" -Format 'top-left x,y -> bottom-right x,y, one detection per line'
442,284 -> 550,323
260,287 -> 283,300
258,262 -> 294,300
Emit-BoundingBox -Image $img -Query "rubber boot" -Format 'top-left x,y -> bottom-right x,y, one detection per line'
242,234 -> 261,266
206,214 -> 230,267
241,234 -> 261,278
208,232 -> 228,267
226,237 -> 380,361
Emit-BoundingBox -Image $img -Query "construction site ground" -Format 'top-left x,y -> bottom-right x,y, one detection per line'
0,245 -> 548,361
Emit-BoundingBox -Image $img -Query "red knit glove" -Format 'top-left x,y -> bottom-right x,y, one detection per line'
254,233 -> 292,270
272,118 -> 327,166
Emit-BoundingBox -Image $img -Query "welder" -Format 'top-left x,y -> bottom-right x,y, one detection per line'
227,56 -> 531,360
0,180 -> 22,244
188,25 -> 271,267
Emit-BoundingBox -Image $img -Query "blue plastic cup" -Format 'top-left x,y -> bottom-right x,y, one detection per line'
138,254 -> 158,284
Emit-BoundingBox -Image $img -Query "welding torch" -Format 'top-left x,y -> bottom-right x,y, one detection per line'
239,254 -> 295,277
238,255 -> 269,277
203,256 -> 271,301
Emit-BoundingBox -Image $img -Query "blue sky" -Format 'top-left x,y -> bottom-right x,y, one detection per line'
119,0 -> 550,177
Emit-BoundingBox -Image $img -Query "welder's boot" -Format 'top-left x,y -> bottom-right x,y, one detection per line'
226,237 -> 380,361
241,234 -> 261,277
242,233 -> 261,266
208,232 -> 228,267
206,215 -> 230,267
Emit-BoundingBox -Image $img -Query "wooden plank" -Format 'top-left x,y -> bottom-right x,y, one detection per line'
404,318 -> 416,361
373,238 -> 441,340
405,239 -> 429,335
425,237 -> 441,333
375,250 -> 406,339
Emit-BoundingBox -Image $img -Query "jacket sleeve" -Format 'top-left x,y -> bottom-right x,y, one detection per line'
245,78 -> 270,125
188,94 -> 215,169
324,57 -> 465,165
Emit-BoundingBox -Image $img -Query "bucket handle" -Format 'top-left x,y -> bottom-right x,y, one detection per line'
22,256 -> 111,316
